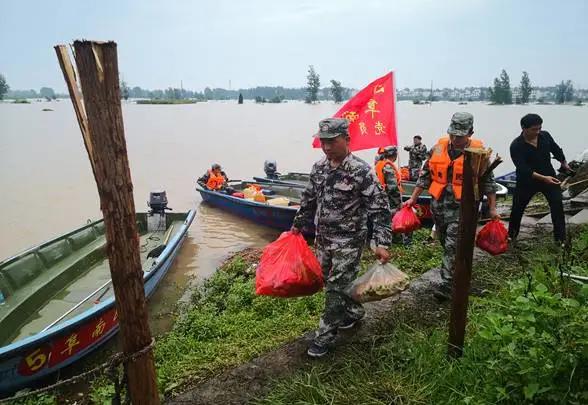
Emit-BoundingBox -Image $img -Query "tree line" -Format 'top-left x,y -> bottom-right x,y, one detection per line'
489,69 -> 579,105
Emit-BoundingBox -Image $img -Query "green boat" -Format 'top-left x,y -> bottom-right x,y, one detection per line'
0,207 -> 196,395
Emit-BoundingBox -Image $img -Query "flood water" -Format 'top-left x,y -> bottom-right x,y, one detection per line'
1,99 -> 586,334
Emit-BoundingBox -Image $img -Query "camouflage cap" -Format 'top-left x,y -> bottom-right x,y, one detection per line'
313,118 -> 349,139
377,146 -> 398,157
211,163 -> 221,170
447,112 -> 474,137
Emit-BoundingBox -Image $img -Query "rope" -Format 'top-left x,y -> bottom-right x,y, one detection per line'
0,338 -> 156,404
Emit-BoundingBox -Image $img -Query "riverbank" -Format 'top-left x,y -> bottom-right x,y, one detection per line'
9,222 -> 587,404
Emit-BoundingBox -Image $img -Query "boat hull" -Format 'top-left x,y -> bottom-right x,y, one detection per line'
0,210 -> 196,395
197,186 -> 302,231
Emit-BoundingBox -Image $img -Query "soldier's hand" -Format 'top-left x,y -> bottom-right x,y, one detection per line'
375,246 -> 390,264
290,226 -> 301,235
489,208 -> 500,220
403,198 -> 415,208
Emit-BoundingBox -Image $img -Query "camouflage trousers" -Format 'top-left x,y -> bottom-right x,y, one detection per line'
431,200 -> 460,283
314,234 -> 366,346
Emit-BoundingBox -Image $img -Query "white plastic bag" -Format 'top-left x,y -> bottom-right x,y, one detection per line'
348,262 -> 409,303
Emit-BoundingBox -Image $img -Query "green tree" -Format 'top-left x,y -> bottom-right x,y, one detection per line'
489,70 -> 512,104
0,74 -> 8,100
305,65 -> 320,104
330,79 -> 343,103
555,80 -> 574,104
120,80 -> 130,100
39,87 -> 56,100
490,78 -> 502,104
499,69 -> 512,104
520,71 -> 532,104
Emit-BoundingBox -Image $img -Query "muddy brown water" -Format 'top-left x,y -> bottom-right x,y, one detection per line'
0,99 -> 585,377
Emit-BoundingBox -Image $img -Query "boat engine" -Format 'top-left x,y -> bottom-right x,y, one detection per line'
264,160 -> 279,179
147,190 -> 171,232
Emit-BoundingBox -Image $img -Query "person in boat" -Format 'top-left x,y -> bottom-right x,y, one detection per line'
403,112 -> 499,300
404,135 -> 428,181
508,113 -> 571,245
197,163 -> 229,191
291,118 -> 392,358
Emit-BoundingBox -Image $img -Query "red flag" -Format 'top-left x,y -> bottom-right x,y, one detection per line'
313,72 -> 397,151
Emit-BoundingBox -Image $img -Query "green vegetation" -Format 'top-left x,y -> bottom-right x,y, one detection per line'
519,71 -> 532,104
330,79 -> 344,103
39,87 -> 56,101
556,80 -> 575,104
12,227 -> 587,404
135,99 -> 198,105
256,226 -> 588,404
489,69 -> 513,105
120,80 -> 130,100
0,73 -> 8,100
305,65 -> 320,104
12,99 -> 30,104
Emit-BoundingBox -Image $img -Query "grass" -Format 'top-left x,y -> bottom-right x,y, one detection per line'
254,226 -> 588,404
11,226 -> 587,404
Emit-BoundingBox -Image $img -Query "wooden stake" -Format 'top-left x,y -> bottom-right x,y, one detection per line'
54,41 -> 160,404
447,148 -> 501,358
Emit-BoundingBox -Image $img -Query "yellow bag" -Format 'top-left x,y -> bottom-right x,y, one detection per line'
267,197 -> 290,206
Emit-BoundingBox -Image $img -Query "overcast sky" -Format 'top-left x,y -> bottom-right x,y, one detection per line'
2,0 -> 587,92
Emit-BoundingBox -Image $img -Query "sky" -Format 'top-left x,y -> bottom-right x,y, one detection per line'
1,0 -> 587,92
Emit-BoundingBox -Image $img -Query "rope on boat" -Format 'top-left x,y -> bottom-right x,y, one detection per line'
0,338 -> 156,404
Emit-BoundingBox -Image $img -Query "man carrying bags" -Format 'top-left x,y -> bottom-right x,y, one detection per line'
291,118 -> 392,358
403,113 -> 499,299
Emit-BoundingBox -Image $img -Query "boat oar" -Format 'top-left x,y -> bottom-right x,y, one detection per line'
146,224 -> 175,259
42,279 -> 112,332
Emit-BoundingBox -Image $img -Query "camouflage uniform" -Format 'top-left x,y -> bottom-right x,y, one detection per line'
293,119 -> 392,347
404,143 -> 428,180
416,113 -> 497,283
382,164 -> 402,210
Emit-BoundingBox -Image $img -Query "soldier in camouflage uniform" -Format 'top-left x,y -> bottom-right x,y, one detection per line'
403,113 -> 499,299
404,135 -> 428,181
375,146 -> 402,211
291,118 -> 392,358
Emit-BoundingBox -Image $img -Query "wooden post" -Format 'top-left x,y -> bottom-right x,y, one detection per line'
447,150 -> 480,358
448,149 -> 501,358
55,41 -> 160,404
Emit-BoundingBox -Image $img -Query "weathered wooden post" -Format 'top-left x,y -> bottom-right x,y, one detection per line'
55,41 -> 160,404
448,148 -> 501,358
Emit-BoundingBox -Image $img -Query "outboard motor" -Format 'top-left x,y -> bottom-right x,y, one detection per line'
147,190 -> 171,232
264,160 -> 279,179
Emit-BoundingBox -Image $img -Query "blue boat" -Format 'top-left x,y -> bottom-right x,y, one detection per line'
0,209 -> 196,395
495,171 -> 517,193
196,182 -> 308,232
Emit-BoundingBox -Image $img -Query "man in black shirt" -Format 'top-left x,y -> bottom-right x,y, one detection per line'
509,114 -> 571,243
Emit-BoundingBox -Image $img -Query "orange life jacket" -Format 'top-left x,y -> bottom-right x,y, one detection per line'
206,170 -> 226,190
428,137 -> 484,200
375,159 -> 403,193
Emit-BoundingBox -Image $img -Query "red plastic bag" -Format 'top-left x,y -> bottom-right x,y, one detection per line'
232,192 -> 245,198
476,219 -> 508,255
255,231 -> 323,297
392,206 -> 421,233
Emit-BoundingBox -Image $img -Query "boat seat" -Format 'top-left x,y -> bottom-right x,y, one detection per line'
0,236 -> 106,344
2,253 -> 44,291
68,227 -> 97,250
38,239 -> 73,268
